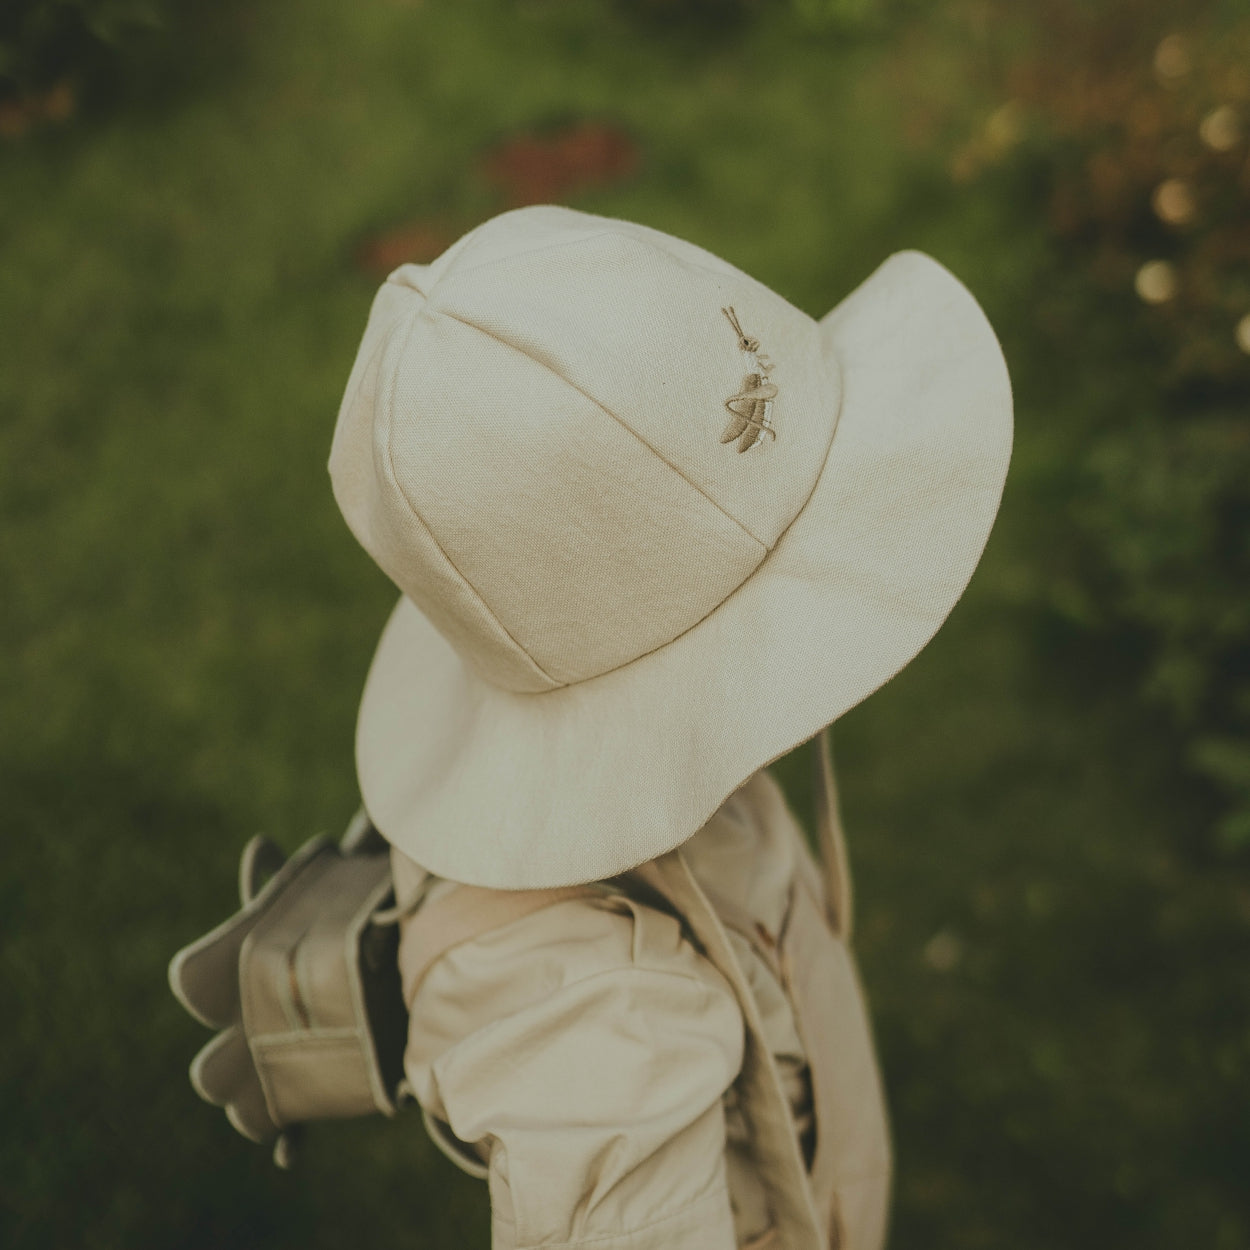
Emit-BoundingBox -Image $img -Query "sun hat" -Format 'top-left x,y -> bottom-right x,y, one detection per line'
329,205 -> 1012,890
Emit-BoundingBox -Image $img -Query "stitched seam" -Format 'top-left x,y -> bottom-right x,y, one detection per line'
408,897 -> 688,1003
558,559 -> 750,688
419,964 -> 740,1057
515,1182 -> 734,1250
337,305 -> 409,442
765,336 -> 846,562
573,360 -> 842,687
385,271 -> 429,299
445,226 -> 622,282
381,312 -> 562,688
437,308 -> 770,552
401,886 -> 605,1007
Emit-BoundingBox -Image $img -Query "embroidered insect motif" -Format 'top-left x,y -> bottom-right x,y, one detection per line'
720,306 -> 778,453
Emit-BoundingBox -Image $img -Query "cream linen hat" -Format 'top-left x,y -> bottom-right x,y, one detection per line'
330,206 -> 1012,889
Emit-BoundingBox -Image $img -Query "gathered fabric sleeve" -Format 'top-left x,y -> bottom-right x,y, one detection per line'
400,887 -> 745,1250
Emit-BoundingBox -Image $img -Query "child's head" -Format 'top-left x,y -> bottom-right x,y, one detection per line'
330,206 -> 1011,888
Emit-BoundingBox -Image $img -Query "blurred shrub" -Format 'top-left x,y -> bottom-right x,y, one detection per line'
481,121 -> 640,206
941,1 -> 1250,849
790,0 -> 883,28
1076,413 -> 1250,847
613,0 -> 762,34
0,0 -> 203,132
616,0 -> 899,35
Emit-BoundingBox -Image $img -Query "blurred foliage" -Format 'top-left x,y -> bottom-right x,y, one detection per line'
2,0 -> 1249,1248
615,0 -> 762,31
0,0 -> 226,134
617,0 -> 906,36
0,0 -> 163,94
909,0 -> 1250,851
480,120 -> 641,206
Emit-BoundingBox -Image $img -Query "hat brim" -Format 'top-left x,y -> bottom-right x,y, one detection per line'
355,250 -> 1012,888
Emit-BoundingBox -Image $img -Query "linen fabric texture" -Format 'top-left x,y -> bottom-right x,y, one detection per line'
393,768 -> 887,1250
329,205 -> 1013,889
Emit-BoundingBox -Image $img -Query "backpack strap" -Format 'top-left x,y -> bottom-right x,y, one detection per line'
631,850 -> 828,1250
707,771 -> 891,1250
814,726 -> 854,941
780,842 -> 892,1250
697,883 -> 784,984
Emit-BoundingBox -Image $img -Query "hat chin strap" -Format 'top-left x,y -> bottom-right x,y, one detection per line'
814,726 -> 853,941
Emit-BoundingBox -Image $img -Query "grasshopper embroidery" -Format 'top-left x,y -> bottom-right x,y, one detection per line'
721,306 -> 778,453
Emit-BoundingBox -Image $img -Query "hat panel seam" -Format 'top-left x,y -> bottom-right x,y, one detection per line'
380,312 -> 564,693
385,269 -> 430,299
331,306 -> 406,481
538,524 -> 775,689
438,223 -> 622,284
758,339 -> 845,561
446,212 -> 773,306
435,307 -> 771,553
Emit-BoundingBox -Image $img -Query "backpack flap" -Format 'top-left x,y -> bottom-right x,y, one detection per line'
169,817 -> 410,1161
240,848 -> 406,1127
168,836 -> 335,1030
189,1024 -> 281,1143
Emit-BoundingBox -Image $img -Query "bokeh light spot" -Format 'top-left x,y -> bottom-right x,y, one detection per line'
1154,34 -> 1191,84
1235,313 -> 1250,355
923,929 -> 964,973
1200,105 -> 1242,151
1152,178 -> 1197,226
1135,260 -> 1178,303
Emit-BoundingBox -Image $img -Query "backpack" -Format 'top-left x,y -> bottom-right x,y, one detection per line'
167,811 -> 409,1167
168,730 -> 891,1248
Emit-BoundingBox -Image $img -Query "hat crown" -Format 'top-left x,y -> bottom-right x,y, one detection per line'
330,208 -> 842,692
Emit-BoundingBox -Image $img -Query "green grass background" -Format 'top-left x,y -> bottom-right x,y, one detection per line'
3,1 -> 1248,1247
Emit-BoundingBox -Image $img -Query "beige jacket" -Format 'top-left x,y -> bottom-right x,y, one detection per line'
390,769 -> 815,1250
